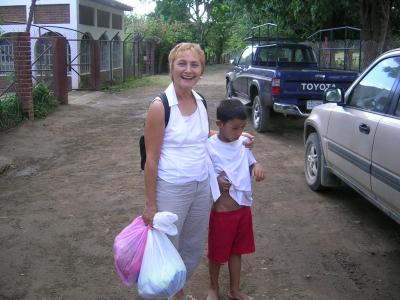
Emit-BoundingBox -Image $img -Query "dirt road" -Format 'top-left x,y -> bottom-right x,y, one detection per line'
1,65 -> 399,300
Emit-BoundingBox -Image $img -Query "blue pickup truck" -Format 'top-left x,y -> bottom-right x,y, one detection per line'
226,41 -> 360,131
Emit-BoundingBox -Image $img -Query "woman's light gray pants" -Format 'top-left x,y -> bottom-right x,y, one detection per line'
156,177 -> 212,279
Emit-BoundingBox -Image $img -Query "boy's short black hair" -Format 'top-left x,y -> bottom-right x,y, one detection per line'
217,99 -> 247,123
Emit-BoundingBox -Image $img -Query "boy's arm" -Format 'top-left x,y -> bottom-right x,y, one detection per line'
250,162 -> 265,182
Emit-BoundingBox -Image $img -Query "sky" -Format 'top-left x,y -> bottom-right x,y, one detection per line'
118,0 -> 156,16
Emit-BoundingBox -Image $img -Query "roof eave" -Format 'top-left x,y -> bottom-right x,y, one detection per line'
89,0 -> 133,12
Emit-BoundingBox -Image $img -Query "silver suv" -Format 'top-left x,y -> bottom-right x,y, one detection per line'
304,49 -> 400,224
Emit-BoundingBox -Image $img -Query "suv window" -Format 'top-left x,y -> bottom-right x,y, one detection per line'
238,47 -> 253,66
348,56 -> 400,113
395,100 -> 400,117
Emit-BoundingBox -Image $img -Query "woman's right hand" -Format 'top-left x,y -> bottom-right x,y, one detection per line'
142,204 -> 157,227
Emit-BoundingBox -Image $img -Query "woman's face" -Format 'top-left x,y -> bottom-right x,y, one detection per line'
171,50 -> 202,91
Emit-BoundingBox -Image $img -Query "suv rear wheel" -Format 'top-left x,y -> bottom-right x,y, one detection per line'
252,95 -> 271,132
304,133 -> 324,191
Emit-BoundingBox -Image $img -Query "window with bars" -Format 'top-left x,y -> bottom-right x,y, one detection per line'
97,10 -> 110,28
79,5 -> 94,26
99,34 -> 109,71
80,34 -> 91,74
35,38 -> 53,70
34,34 -> 72,75
0,40 -> 14,73
112,35 -> 122,69
112,14 -> 122,30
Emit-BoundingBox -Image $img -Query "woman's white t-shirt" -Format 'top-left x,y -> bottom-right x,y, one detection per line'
157,83 -> 209,184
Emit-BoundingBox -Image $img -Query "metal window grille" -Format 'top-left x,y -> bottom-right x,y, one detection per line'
80,37 -> 91,74
100,40 -> 109,71
35,38 -> 53,69
0,42 -> 14,73
112,38 -> 122,69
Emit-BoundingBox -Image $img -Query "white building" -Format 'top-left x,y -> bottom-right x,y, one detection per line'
0,0 -> 133,89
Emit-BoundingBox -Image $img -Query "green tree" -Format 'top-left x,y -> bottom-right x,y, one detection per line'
206,1 -> 251,62
153,0 -> 188,22
125,14 -> 194,71
152,0 -> 215,47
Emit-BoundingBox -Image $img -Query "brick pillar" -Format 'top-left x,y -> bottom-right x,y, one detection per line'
53,37 -> 68,104
14,32 -> 34,120
90,40 -> 100,90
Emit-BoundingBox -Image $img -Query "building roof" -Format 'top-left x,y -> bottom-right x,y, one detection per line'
89,0 -> 133,11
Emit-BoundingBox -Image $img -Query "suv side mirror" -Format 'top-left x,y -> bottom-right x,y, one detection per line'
230,57 -> 238,65
324,88 -> 344,105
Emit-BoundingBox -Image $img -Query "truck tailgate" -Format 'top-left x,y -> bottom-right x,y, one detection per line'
279,69 -> 359,99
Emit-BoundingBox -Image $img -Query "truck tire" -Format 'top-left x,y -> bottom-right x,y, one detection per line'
226,80 -> 233,99
304,133 -> 325,191
252,95 -> 271,132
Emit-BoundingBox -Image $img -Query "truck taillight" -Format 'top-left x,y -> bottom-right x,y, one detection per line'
272,78 -> 281,96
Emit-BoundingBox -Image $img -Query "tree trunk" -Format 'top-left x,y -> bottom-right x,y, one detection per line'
361,0 -> 392,67
26,0 -> 37,33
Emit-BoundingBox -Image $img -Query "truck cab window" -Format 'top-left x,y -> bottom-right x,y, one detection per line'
238,47 -> 253,66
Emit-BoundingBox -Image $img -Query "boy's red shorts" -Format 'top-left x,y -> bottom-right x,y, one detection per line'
207,206 -> 255,264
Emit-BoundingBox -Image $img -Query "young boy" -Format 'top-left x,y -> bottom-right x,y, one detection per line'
206,99 -> 265,300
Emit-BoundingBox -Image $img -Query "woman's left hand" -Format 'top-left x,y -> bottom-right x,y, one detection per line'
242,132 -> 255,149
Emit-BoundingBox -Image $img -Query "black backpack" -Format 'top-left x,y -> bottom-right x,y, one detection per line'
139,92 -> 207,170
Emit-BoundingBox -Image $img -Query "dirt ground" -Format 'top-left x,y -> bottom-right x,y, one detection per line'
1,65 -> 400,300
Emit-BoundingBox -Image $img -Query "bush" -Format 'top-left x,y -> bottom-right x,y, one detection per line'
0,94 -> 23,130
32,84 -> 58,119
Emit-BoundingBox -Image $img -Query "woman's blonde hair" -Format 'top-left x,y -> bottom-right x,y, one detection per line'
168,43 -> 205,75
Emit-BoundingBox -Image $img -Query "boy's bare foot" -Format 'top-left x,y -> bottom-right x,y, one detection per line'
206,288 -> 219,300
227,290 -> 254,300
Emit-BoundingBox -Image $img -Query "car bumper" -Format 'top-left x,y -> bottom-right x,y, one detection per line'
273,102 -> 310,117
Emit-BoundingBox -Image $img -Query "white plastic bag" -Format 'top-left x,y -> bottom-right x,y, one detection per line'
138,212 -> 187,299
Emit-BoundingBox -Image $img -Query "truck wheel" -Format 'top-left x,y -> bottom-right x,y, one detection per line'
304,133 -> 325,191
252,95 -> 271,132
226,80 -> 233,99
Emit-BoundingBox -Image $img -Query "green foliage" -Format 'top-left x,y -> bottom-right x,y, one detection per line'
153,0 -> 189,22
0,94 -> 23,130
126,15 -> 194,53
32,84 -> 58,119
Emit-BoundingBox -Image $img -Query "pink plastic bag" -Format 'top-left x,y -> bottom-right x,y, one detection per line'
113,216 -> 149,286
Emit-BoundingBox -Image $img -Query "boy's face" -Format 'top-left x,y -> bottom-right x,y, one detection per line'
217,118 -> 247,142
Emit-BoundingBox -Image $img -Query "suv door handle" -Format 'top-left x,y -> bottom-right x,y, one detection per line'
359,123 -> 370,134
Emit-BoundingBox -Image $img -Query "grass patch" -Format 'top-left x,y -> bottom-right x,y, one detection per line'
32,84 -> 58,119
0,93 -> 23,130
103,75 -> 170,92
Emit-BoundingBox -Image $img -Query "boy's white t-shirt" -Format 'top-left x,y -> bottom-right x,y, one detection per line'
207,135 -> 256,206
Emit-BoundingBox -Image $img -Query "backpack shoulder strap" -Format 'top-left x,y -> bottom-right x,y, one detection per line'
159,92 -> 170,127
196,92 -> 207,110
159,92 -> 206,127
